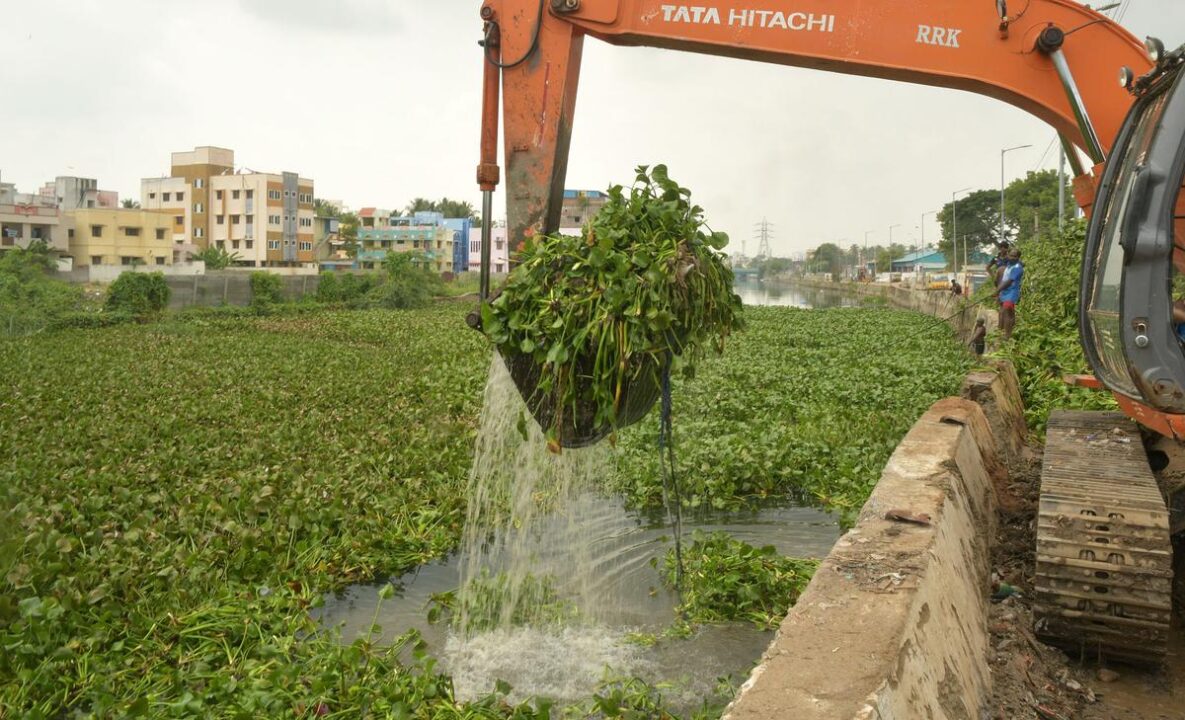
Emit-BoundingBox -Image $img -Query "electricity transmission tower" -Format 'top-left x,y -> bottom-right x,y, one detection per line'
753,218 -> 774,260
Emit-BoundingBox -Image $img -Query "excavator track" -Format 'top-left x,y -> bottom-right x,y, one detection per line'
1034,411 -> 1172,664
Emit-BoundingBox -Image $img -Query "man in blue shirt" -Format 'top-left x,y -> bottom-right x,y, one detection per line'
994,248 -> 1023,340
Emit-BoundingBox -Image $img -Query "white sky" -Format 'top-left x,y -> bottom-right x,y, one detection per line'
1,1 -> 1183,257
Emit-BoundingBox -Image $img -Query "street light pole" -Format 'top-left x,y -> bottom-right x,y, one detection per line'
864,230 -> 873,279
952,187 -> 971,273
887,223 -> 900,273
1000,144 -> 1032,244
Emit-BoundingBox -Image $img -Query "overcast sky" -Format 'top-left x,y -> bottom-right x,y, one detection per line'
2,1 -> 1183,258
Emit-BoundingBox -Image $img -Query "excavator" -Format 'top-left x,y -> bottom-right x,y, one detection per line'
471,0 -> 1185,665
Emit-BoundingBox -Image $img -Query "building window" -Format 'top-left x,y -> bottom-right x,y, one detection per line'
232,240 -> 240,250
269,215 -> 280,225
246,240 -> 254,249
195,227 -> 204,238
120,256 -> 138,266
148,192 -> 156,200
232,190 -> 240,200
216,215 -> 225,225
176,192 -> 184,201
215,190 -> 223,200
67,229 -> 75,240
174,215 -> 183,225
246,189 -> 254,199
231,214 -> 241,225
269,190 -> 281,200
194,203 -> 204,214
123,227 -> 141,237
195,178 -> 204,189
88,255 -> 101,265
217,240 -> 225,249
268,240 -> 280,249
155,256 -> 166,265
245,214 -> 254,224
90,225 -> 103,238
162,192 -> 171,201
155,228 -> 165,240
299,241 -> 311,251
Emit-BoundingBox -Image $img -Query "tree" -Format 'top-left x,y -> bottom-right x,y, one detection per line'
1004,170 -> 1075,244
337,210 -> 359,257
937,189 -> 1002,268
192,246 -> 241,270
313,198 -> 340,218
875,243 -> 906,272
402,197 -> 482,226
809,243 -> 845,276
121,198 -> 140,209
755,256 -> 793,279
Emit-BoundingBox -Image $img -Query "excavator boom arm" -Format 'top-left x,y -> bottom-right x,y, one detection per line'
479,0 -> 1152,248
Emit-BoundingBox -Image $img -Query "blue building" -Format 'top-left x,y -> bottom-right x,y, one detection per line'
441,217 -> 472,274
890,249 -> 948,273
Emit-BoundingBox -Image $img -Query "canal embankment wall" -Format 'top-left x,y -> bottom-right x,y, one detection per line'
724,341 -> 1027,716
792,278 -> 1000,341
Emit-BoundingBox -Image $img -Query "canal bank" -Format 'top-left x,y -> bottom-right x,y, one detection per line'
724,361 -> 1026,720
785,277 -> 1000,341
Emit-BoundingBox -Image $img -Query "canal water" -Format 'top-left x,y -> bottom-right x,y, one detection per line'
316,279 -> 848,711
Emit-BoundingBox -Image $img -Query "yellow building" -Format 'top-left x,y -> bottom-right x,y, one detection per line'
64,208 -> 176,267
141,146 -> 315,267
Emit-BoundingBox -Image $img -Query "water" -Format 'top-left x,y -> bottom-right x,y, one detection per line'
316,280 -> 845,711
733,278 -> 858,309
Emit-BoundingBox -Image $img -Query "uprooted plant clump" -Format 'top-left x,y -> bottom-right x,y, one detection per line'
480,165 -> 743,450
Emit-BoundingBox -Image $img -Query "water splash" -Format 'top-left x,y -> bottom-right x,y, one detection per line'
457,355 -> 625,633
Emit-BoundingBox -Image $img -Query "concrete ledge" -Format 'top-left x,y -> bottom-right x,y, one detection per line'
725,397 -> 1002,720
793,279 -> 997,341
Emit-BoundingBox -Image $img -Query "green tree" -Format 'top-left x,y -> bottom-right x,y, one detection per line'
192,246 -> 241,270
1004,170 -> 1075,244
809,243 -> 845,276
249,272 -> 284,307
375,251 -> 442,309
313,198 -> 340,218
403,197 -> 482,227
0,243 -> 81,334
337,211 -> 359,257
937,189 -> 1002,268
106,272 -> 170,316
755,256 -> 793,279
120,198 -> 140,209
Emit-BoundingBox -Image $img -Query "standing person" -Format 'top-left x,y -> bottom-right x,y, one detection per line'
969,318 -> 987,356
994,248 -> 1024,340
987,242 -> 1010,283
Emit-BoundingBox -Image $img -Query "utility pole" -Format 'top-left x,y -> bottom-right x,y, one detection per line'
887,223 -> 901,273
863,230 -> 873,279
1057,141 -> 1066,231
952,187 -> 971,273
1001,144 -> 1032,245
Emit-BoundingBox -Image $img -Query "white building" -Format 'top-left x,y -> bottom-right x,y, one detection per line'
468,226 -> 509,274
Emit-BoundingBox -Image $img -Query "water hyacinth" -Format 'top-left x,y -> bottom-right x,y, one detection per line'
480,165 -> 743,450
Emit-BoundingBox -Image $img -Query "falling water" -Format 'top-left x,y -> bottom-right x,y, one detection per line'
456,355 -> 630,632
447,355 -> 648,703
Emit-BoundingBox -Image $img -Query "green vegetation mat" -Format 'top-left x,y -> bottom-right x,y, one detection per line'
0,301 -> 968,717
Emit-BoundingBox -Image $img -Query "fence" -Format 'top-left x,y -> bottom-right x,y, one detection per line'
164,273 -> 323,309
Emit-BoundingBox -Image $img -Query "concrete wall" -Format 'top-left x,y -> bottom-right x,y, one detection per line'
794,279 -> 999,341
163,272 -> 321,309
725,363 -> 1027,720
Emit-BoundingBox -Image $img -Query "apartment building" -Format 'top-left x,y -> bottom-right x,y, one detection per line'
357,211 -> 453,273
141,146 -> 314,266
64,208 -> 175,267
39,176 -> 118,211
1,180 -> 63,252
559,189 -> 608,230
467,225 -> 509,274
1,174 -> 121,254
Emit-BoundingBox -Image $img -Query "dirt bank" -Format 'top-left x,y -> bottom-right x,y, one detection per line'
986,451 -> 1183,720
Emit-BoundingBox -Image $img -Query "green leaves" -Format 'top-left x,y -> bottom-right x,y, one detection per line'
609,305 -> 971,525
484,166 -> 743,445
662,531 -> 818,630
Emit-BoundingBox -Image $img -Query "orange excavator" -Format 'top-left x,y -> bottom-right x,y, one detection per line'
472,0 -> 1184,663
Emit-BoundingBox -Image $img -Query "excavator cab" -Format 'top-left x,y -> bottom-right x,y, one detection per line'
1081,51 -> 1185,426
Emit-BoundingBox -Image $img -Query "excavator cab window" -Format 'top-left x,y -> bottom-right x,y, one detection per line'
1081,62 -> 1185,411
